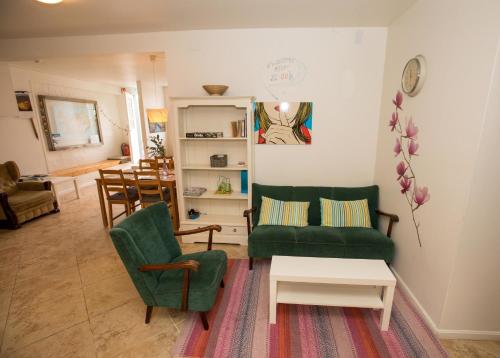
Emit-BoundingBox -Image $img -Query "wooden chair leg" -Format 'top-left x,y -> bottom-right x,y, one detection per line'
220,279 -> 224,288
249,257 -> 253,270
145,306 -> 153,324
108,202 -> 114,228
200,312 -> 209,330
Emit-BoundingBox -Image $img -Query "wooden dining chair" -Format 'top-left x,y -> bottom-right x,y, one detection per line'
133,170 -> 173,209
139,158 -> 160,171
165,156 -> 175,170
99,169 -> 139,228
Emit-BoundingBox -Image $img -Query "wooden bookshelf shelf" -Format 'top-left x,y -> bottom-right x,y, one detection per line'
172,96 -> 254,245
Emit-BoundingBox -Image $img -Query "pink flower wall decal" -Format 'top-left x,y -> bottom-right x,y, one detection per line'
389,90 -> 430,247
399,176 -> 412,194
405,118 -> 418,139
393,90 -> 403,110
389,112 -> 398,131
394,138 -> 402,156
414,186 -> 430,207
396,161 -> 407,179
408,140 -> 419,156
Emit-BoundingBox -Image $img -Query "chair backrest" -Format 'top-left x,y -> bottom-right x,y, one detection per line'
109,202 -> 181,305
165,156 -> 175,170
0,161 -> 19,195
139,158 -> 159,170
99,169 -> 129,201
134,169 -> 164,207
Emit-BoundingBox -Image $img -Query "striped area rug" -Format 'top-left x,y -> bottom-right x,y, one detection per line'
173,259 -> 448,358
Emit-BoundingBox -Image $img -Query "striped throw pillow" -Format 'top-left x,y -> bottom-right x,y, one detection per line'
320,198 -> 372,228
258,196 -> 309,227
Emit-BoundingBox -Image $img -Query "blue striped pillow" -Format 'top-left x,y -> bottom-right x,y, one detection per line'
320,198 -> 372,228
258,196 -> 309,227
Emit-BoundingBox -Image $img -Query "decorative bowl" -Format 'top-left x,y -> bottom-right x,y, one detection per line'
202,85 -> 228,96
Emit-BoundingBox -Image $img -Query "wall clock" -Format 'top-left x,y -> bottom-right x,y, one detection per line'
401,55 -> 426,97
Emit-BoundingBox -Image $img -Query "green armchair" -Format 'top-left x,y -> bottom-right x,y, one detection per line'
0,161 -> 58,229
109,202 -> 227,330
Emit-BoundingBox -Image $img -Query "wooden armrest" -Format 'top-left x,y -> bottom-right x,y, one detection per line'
376,209 -> 399,221
375,209 -> 399,238
138,260 -> 200,272
174,225 -> 222,236
243,207 -> 257,235
243,207 -> 256,217
174,225 -> 222,251
139,260 -> 199,312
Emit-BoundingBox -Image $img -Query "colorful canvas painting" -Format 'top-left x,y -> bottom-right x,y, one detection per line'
147,108 -> 168,133
254,102 -> 312,144
15,91 -> 32,112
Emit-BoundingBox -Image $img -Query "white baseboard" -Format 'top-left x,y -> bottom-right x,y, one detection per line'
390,267 -> 500,341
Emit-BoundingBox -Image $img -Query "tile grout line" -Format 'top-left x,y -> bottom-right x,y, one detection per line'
0,251 -> 21,354
74,243 -> 99,358
5,320 -> 88,355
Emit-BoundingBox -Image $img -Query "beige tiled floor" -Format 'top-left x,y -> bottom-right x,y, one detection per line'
0,186 -> 498,357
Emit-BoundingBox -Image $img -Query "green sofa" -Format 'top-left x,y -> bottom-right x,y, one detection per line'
244,184 -> 399,269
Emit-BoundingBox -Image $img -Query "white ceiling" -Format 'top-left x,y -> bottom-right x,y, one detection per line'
0,0 -> 416,39
11,53 -> 167,88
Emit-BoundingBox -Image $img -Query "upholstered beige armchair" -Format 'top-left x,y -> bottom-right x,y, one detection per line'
0,161 -> 58,229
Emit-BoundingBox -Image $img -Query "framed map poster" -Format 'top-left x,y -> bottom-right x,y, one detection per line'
38,95 -> 103,151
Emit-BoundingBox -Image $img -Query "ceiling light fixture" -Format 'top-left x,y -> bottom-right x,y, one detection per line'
37,0 -> 63,4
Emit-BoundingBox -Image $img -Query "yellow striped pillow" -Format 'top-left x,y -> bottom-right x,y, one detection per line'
320,198 -> 372,228
258,196 -> 309,227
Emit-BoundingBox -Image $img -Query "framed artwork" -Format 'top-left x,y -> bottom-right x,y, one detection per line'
15,91 -> 33,112
254,102 -> 312,144
147,108 -> 168,133
38,95 -> 103,151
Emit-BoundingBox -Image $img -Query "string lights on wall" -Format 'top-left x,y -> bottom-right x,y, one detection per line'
98,108 -> 130,134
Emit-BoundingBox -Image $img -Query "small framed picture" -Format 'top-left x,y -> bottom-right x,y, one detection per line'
15,91 -> 33,112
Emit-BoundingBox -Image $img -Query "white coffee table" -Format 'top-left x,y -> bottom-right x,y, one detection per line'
269,256 -> 396,331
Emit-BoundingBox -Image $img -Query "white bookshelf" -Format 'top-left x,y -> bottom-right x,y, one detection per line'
171,96 -> 254,245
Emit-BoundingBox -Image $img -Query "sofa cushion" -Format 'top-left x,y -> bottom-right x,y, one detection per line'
295,226 -> 345,244
258,196 -> 309,227
249,225 -> 297,244
332,186 -> 379,228
339,227 -> 394,262
252,184 -> 294,227
320,198 -> 372,228
8,190 -> 54,213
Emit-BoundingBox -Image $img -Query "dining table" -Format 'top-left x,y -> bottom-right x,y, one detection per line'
95,168 -> 179,229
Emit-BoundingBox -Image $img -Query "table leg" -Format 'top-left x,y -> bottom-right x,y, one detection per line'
73,177 -> 80,199
96,180 -> 108,227
169,182 -> 179,230
269,279 -> 277,324
381,285 -> 395,331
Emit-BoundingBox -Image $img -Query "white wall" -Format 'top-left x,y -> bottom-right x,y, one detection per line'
439,38 -> 500,334
164,28 -> 387,186
3,67 -> 129,173
373,0 -> 500,336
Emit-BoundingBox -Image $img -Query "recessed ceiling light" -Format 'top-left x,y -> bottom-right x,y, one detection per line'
37,0 -> 63,4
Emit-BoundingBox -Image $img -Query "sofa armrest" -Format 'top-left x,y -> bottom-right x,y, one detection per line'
243,207 -> 257,235
17,181 -> 52,191
376,209 -> 399,238
0,192 -> 19,229
174,225 -> 222,251
139,260 -> 199,311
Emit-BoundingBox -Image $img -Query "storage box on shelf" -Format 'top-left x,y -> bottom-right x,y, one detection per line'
172,96 -> 254,245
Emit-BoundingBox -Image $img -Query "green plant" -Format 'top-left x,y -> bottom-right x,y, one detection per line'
146,134 -> 166,158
